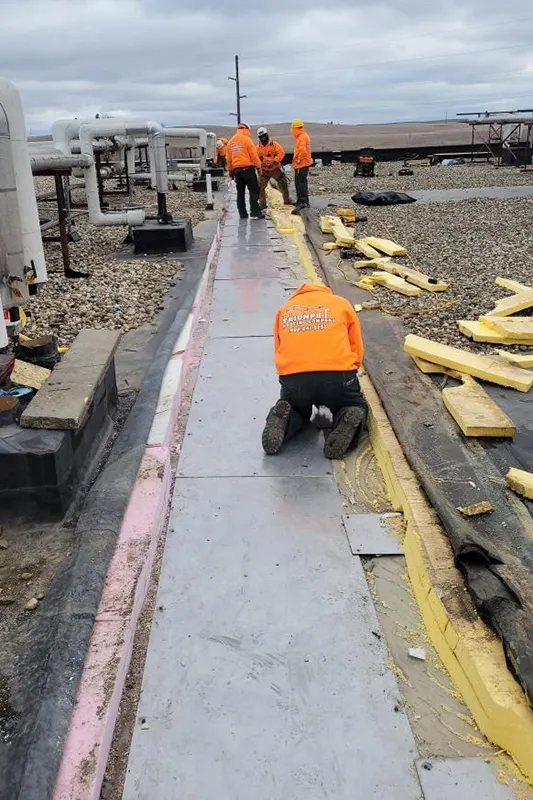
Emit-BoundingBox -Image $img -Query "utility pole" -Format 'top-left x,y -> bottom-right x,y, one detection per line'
228,55 -> 247,123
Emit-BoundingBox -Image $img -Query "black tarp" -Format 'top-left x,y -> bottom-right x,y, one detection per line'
304,212 -> 533,703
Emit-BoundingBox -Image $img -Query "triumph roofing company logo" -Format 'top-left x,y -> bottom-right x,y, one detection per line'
281,304 -> 337,334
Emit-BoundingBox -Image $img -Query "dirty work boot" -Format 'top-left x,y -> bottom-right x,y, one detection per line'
262,400 -> 291,455
323,407 -> 365,460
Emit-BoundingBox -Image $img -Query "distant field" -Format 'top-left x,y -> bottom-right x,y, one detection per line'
31,120 -> 473,153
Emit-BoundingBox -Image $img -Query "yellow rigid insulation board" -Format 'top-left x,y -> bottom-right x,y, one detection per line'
485,291 -> 533,318
361,236 -> 408,257
506,468 -> 533,500
480,316 -> 533,342
442,377 -> 516,437
353,239 -> 382,259
496,349 -> 533,368
371,260 -> 447,292
495,277 -> 533,293
371,271 -> 421,296
329,217 -> 356,246
457,320 -> 530,345
11,360 -> 51,391
360,372 -> 533,785
319,215 -> 336,234
404,334 -> 533,392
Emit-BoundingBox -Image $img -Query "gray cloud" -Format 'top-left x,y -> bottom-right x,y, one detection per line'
0,0 -> 532,131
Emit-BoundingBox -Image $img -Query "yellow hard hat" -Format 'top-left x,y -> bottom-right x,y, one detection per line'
291,118 -> 304,128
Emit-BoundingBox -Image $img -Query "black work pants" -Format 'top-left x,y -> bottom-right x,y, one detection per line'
234,166 -> 261,217
279,370 -> 367,442
294,166 -> 310,206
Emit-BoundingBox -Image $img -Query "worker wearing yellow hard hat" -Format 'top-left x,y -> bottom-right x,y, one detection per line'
290,118 -> 312,214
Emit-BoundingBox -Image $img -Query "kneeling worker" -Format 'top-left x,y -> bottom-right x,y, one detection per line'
262,283 -> 367,459
256,127 -> 290,208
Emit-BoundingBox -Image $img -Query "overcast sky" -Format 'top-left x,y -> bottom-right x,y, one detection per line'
0,0 -> 532,131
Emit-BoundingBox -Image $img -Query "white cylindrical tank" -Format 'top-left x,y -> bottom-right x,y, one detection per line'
0,78 -> 47,285
0,98 -> 27,310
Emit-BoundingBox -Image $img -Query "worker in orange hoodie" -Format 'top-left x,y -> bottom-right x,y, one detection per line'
291,118 -> 313,214
262,283 -> 367,459
214,137 -> 228,169
226,122 -> 264,219
256,126 -> 290,208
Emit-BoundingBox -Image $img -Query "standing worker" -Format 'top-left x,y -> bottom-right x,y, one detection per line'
291,118 -> 313,214
214,137 -> 228,170
256,127 -> 291,208
262,283 -> 367,459
226,122 -> 264,220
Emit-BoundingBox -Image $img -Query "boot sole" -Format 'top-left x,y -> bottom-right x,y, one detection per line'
262,400 -> 291,455
323,407 -> 364,460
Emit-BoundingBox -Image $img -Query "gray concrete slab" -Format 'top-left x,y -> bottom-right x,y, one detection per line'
209,277 -> 287,338
20,329 -> 119,430
415,757 -> 514,799
343,513 -> 403,555
215,244 -> 280,281
178,336 -> 330,477
123,476 -> 421,800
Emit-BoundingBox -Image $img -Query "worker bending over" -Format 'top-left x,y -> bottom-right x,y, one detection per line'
256,127 -> 290,208
214,137 -> 228,170
226,123 -> 264,219
291,118 -> 312,214
262,283 -> 367,460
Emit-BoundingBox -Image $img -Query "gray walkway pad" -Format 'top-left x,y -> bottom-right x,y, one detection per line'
415,757 -> 514,799
216,243 -> 280,280
178,336 -> 330,478
123,477 -> 421,800
209,277 -> 285,338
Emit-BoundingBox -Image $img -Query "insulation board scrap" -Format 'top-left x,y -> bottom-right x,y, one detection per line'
506,467 -> 533,500
353,239 -> 382,259
442,376 -> 516,437
11,360 -> 51,391
361,236 -> 408,257
458,501 -> 493,516
495,350 -> 533,369
370,272 -> 420,297
404,334 -> 533,392
457,320 -> 530,345
479,316 -> 533,343
484,291 -> 533,318
356,258 -> 447,292
495,277 -> 533,294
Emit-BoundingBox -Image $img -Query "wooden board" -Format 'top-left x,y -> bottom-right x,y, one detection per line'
484,291 -> 533,318
11,359 -> 51,390
479,316 -> 533,342
370,271 -> 420,296
404,334 -> 533,392
496,349 -> 533,368
361,236 -> 407,257
442,378 -> 516,437
457,320 -> 530,345
506,467 -> 533,500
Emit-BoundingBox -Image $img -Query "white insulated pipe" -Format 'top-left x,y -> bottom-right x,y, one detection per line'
205,172 -> 214,209
0,77 -> 47,284
126,138 -> 136,196
163,127 -> 208,170
206,132 -> 216,161
0,101 -> 27,310
0,295 -> 8,349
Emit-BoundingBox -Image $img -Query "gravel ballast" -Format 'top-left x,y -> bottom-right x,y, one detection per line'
27,178 -> 209,346
309,160 -> 533,196
316,195 -> 533,353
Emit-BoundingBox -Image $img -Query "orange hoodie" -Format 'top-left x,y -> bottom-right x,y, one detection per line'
226,125 -> 261,171
291,126 -> 313,169
274,284 -> 363,376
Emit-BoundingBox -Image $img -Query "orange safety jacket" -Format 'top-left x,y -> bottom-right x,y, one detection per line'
256,139 -> 285,173
226,126 -> 261,172
214,137 -> 228,164
274,284 -> 363,376
291,126 -> 313,169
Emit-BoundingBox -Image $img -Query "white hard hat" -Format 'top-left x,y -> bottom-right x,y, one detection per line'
216,138 -> 223,148
257,126 -> 268,137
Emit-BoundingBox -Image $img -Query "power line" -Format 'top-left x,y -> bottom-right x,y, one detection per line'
241,42 -> 533,79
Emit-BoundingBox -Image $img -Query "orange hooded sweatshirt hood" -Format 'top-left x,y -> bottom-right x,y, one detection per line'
226,123 -> 261,171
274,283 -> 363,376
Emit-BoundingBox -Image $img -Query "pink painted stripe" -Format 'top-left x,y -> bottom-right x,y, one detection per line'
52,201 -> 229,800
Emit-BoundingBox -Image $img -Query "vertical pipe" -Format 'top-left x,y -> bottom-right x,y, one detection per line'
206,172 -> 214,210
235,55 -> 241,124
54,173 -> 71,276
0,295 -> 8,349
